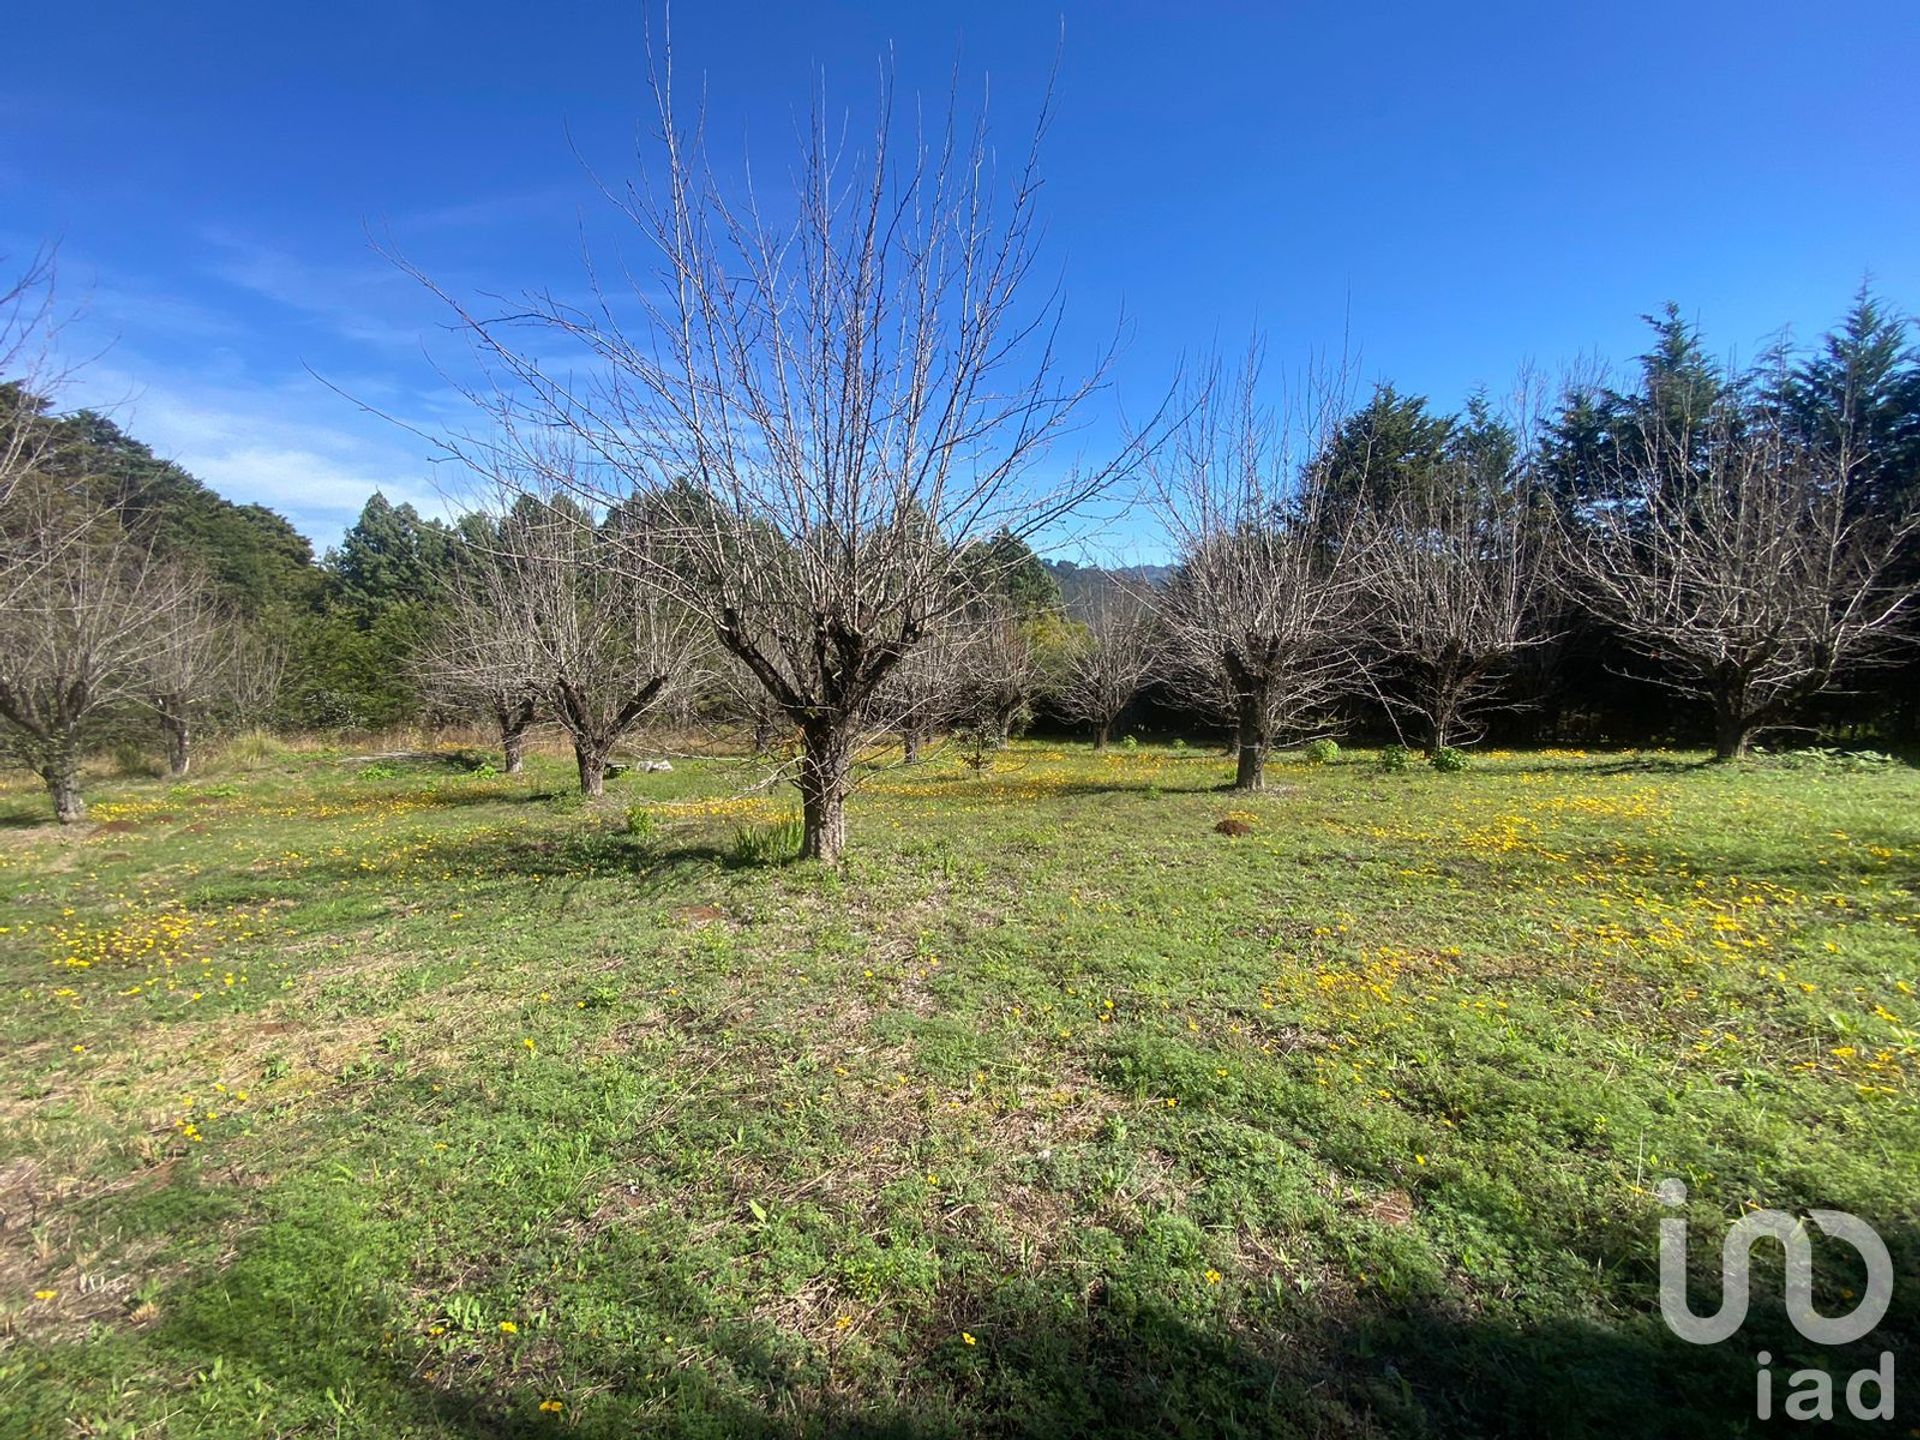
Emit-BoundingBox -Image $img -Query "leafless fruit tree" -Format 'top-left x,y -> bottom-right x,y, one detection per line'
0,249 -> 69,520
2,248 -> 87,617
418,50 -> 1147,860
1357,455 -> 1555,750
1565,407 -> 1917,759
954,596 -> 1056,749
1154,350 -> 1366,789
443,482 -> 702,796
490,689 -> 540,775
1053,577 -> 1161,748
418,570 -> 543,775
221,625 -> 289,733
138,567 -> 227,776
0,495 -> 194,821
875,620 -> 965,764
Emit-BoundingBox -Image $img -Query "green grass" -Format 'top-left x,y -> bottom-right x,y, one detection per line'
0,740 -> 1915,1437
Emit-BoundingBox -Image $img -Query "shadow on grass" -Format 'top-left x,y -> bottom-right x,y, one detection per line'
0,799 -> 55,829
275,825 -> 735,910
41,1057 -> 1915,1439
130,1244 -> 1914,1439
1488,756 -> 1716,778
441,830 -> 737,898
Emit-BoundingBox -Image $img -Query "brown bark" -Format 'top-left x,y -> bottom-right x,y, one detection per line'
44,761 -> 86,824
575,743 -> 607,797
497,695 -> 535,774
161,711 -> 191,777
555,676 -> 665,796
1712,710 -> 1754,762
1233,690 -> 1268,791
797,723 -> 853,863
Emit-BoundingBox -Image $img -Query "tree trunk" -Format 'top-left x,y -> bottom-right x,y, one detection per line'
575,741 -> 607,796
44,760 -> 86,824
1093,719 -> 1111,751
1233,691 -> 1268,791
162,712 -> 191,778
496,695 -> 534,774
902,723 -> 922,765
1711,710 -> 1754,762
989,698 -> 1019,749
798,723 -> 852,863
753,713 -> 778,756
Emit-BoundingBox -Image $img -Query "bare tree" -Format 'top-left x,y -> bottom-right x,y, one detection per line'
220,624 -> 289,733
491,688 -> 540,774
1,249 -> 88,622
417,46 -> 1150,860
875,620 -> 964,763
419,575 -> 543,774
1357,434 -> 1555,749
436,662 -> 541,774
1154,349 -> 1365,789
0,248 -> 70,521
1565,405 -> 1917,759
0,495 -> 192,821
137,567 -> 226,776
462,484 -> 701,796
954,596 -> 1056,749
1054,577 -> 1160,748
479,685 -> 539,774
705,650 -> 792,756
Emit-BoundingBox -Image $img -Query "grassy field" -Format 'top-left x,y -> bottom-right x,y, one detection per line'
0,738 -> 1915,1437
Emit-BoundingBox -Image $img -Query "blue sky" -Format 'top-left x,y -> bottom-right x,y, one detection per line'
5,1 -> 1916,557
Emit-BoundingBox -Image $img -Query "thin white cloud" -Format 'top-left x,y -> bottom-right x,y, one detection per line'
73,362 -> 457,545
86,279 -> 248,346
392,186 -> 579,233
199,229 -> 429,350
192,444 -> 436,527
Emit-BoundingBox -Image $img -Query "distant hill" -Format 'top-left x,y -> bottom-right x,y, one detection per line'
1041,558 -> 1173,609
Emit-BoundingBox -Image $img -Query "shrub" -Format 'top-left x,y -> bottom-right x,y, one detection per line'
1379,744 -> 1415,773
1430,745 -> 1471,773
110,741 -> 162,778
729,816 -> 805,866
356,761 -> 400,782
623,805 -> 658,843
1302,738 -> 1339,765
221,728 -> 289,769
1120,735 -> 1139,751
1171,738 -> 1190,755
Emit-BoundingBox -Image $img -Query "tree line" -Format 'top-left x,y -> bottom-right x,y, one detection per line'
1,62 -> 1915,858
